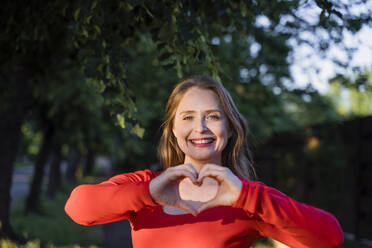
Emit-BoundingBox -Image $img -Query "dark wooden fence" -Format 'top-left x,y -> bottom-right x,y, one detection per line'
255,116 -> 372,242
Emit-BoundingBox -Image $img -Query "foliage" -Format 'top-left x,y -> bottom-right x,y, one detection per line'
280,88 -> 342,129
328,68 -> 372,117
16,122 -> 43,165
69,26 -> 348,172
9,192 -> 102,247
1,0 -> 370,124
0,240 -> 99,248
2,0 -> 370,169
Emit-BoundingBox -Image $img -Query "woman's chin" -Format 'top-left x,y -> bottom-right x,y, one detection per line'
184,154 -> 220,165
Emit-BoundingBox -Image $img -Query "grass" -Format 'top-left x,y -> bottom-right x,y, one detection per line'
252,239 -> 275,248
253,245 -> 274,248
6,189 -> 103,248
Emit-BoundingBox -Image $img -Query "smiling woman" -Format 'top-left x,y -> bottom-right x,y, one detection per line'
65,75 -> 344,248
159,76 -> 255,180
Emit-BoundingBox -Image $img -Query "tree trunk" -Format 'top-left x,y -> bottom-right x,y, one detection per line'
65,148 -> 81,184
25,124 -> 54,214
0,68 -> 30,243
83,147 -> 95,176
46,144 -> 62,199
0,99 -> 26,242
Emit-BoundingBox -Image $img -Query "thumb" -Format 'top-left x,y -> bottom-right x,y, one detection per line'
177,201 -> 198,216
196,199 -> 220,214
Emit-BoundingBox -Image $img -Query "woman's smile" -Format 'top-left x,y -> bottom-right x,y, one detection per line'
189,137 -> 216,147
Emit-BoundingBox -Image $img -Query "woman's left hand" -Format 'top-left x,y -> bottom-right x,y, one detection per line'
196,163 -> 242,214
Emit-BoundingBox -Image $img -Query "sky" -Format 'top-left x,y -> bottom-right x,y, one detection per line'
290,1 -> 372,94
291,25 -> 372,94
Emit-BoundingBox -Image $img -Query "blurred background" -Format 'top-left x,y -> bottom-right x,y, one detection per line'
0,0 -> 371,247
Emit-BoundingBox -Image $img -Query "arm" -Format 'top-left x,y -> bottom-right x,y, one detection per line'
233,179 -> 344,248
64,169 -> 159,226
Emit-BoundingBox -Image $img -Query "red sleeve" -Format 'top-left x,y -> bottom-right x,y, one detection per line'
64,169 -> 159,226
232,178 -> 344,248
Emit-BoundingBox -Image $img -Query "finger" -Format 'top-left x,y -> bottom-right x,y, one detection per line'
183,163 -> 198,176
198,167 -> 227,183
197,199 -> 220,214
167,169 -> 198,183
199,163 -> 226,176
170,164 -> 198,178
200,171 -> 243,205
177,201 -> 197,216
182,164 -> 203,185
177,163 -> 198,178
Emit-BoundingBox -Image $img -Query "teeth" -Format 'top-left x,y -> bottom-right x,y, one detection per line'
191,139 -> 214,144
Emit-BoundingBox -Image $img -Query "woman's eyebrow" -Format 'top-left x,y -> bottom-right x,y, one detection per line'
205,109 -> 221,114
179,110 -> 195,115
179,109 -> 221,115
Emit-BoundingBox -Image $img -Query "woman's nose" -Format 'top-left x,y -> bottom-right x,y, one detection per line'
194,117 -> 208,133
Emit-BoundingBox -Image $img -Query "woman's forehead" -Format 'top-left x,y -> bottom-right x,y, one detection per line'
175,87 -> 222,113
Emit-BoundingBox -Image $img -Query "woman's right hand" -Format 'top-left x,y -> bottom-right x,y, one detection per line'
149,164 -> 198,215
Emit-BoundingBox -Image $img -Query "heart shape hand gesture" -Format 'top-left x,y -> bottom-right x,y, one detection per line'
149,163 -> 242,216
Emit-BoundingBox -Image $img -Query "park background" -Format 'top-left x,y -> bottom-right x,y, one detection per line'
1,0 -> 372,247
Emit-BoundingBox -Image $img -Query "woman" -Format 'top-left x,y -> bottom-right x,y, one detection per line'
65,75 -> 344,248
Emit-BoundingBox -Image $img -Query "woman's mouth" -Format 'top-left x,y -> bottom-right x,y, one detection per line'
189,138 -> 215,147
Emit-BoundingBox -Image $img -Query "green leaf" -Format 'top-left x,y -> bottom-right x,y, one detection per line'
86,15 -> 93,24
82,27 -> 89,38
62,5 -> 68,16
131,124 -> 145,138
74,8 -> 81,21
94,25 -> 101,35
91,0 -> 98,10
97,80 -> 106,93
240,2 -> 247,17
116,114 -> 126,128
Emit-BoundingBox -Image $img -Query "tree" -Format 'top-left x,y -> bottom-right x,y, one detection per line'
24,69 -> 108,213
328,68 -> 372,117
24,119 -> 54,214
1,0 -> 370,241
0,67 -> 32,243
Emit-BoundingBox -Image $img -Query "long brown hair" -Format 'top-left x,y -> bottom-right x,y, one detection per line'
158,75 -> 255,180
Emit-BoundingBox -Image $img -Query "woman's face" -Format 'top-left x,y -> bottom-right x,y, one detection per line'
172,87 -> 231,166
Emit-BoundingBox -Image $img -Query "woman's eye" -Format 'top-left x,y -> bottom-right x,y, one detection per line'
183,116 -> 193,120
208,115 -> 220,120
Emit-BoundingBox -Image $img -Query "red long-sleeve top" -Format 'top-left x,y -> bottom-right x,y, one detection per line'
64,170 -> 344,248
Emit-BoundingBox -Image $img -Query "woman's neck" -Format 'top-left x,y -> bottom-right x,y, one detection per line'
183,157 -> 222,173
